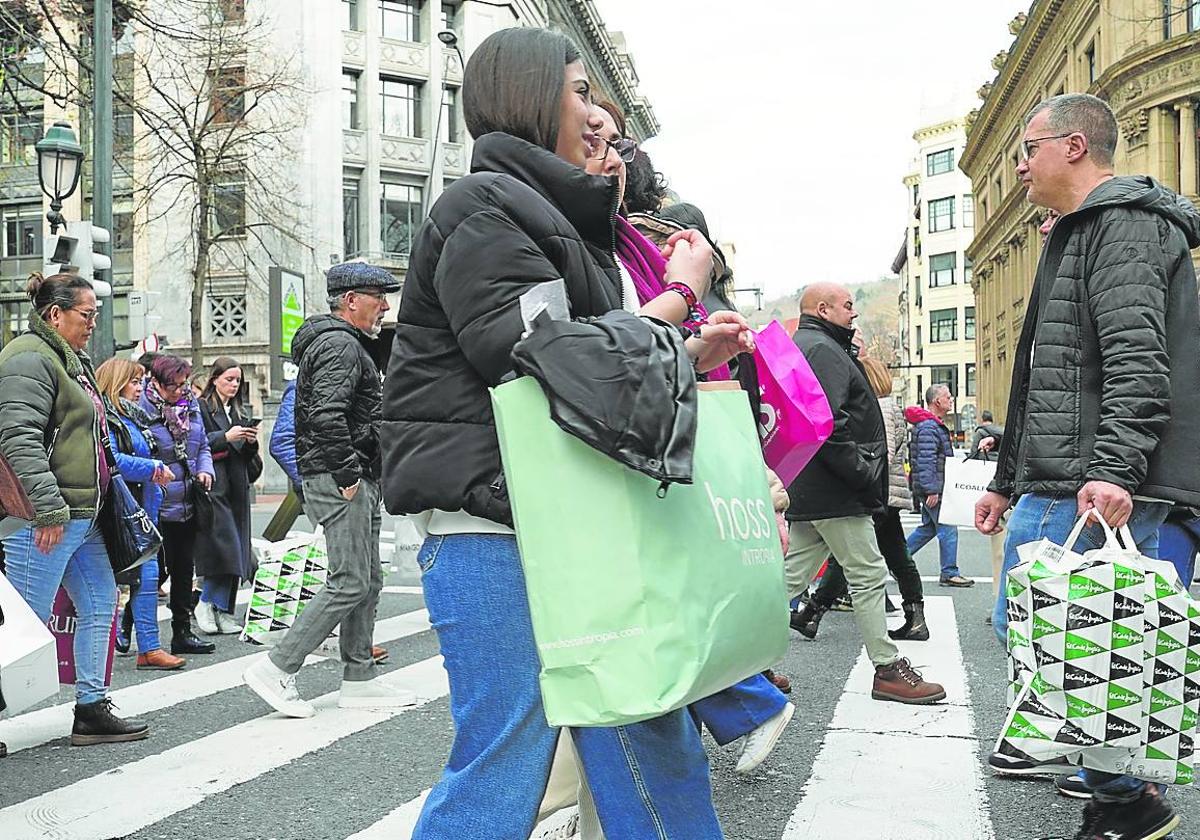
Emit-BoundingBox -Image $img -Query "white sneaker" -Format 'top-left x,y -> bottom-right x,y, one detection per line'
214,610 -> 241,635
537,811 -> 580,840
734,701 -> 795,774
337,678 -> 418,710
243,656 -> 315,718
194,600 -> 219,635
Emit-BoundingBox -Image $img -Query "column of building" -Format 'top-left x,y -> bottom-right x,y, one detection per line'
1177,99 -> 1197,197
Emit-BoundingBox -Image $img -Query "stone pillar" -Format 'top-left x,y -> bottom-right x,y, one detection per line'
1179,101 -> 1198,197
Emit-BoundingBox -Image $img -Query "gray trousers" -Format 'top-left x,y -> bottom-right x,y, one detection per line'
269,473 -> 383,682
784,515 -> 900,667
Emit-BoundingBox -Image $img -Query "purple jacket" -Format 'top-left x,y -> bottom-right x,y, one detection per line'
138,394 -> 213,523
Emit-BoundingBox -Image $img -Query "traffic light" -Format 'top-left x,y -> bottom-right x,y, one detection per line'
41,221 -> 112,296
126,290 -> 162,345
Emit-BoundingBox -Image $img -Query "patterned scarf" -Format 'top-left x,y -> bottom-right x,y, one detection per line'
144,382 -> 193,449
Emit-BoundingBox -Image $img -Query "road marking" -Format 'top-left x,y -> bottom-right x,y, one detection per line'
346,788 -> 580,840
0,656 -> 449,840
151,585 -> 252,623
0,609 -> 431,755
781,596 -> 995,840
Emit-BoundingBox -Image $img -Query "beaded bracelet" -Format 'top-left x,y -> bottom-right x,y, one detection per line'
664,281 -> 698,312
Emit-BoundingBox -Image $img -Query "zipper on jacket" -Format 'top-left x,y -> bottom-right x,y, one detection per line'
46,425 -> 62,461
608,181 -> 624,311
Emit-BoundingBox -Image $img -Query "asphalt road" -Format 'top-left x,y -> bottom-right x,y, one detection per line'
0,504 -> 1197,840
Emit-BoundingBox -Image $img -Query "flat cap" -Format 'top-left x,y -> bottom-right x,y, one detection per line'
326,261 -> 401,295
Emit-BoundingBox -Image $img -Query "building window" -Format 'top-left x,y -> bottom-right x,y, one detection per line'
442,87 -> 460,142
213,0 -> 244,22
1,105 -> 43,166
208,66 -> 246,125
113,211 -> 134,250
928,196 -> 955,232
931,364 -> 958,397
1190,0 -> 1200,31
966,363 -> 977,397
1164,0 -> 1173,39
208,294 -> 247,338
343,178 -> 359,259
441,2 -> 458,31
929,252 -> 956,287
381,77 -> 422,137
382,0 -> 422,42
343,71 -> 360,130
343,0 -> 358,30
915,325 -> 923,352
911,183 -> 919,207
2,204 -> 41,257
930,308 -> 957,343
964,255 -> 973,286
381,181 -> 423,256
965,306 -> 976,340
1085,41 -> 1097,83
210,170 -> 245,237
962,194 -> 974,228
926,148 -> 954,176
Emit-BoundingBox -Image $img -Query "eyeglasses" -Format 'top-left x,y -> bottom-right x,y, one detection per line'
351,288 -> 388,300
592,137 -> 638,163
1019,132 -> 1075,161
159,378 -> 189,393
72,308 -> 98,323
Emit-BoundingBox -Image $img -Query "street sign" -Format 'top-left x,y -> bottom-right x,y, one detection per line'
269,266 -> 305,393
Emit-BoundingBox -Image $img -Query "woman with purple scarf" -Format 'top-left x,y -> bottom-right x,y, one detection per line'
585,101 -> 795,772
139,354 -> 216,656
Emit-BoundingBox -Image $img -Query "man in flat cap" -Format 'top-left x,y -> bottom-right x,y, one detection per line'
244,261 -> 413,717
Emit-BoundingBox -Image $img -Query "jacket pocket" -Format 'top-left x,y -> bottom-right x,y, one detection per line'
417,535 -> 444,574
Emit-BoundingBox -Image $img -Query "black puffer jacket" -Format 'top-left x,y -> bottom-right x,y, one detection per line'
292,314 -> 383,487
993,177 -> 1200,506
786,315 -> 887,521
381,132 -> 624,525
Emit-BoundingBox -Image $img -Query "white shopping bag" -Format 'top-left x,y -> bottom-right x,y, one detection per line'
0,572 -> 59,717
939,454 -> 998,527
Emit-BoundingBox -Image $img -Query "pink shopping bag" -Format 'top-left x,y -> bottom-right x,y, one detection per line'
48,587 -> 117,687
752,320 -> 834,486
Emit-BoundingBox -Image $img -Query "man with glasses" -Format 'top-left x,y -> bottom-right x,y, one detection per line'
975,93 -> 1200,840
244,261 -> 415,717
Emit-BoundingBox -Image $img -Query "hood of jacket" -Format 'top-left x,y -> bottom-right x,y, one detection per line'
1077,175 -> 1200,248
291,314 -> 369,365
511,310 -> 697,485
471,131 -> 620,254
904,405 -> 941,425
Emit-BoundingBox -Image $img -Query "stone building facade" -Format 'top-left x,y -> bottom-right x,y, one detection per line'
960,0 -> 1200,419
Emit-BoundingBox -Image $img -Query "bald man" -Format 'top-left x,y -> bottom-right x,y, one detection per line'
784,283 -> 944,704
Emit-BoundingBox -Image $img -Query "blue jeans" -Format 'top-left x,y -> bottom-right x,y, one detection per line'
200,574 -> 238,612
2,519 -> 116,704
992,493 -> 1171,804
1158,521 -> 1199,589
906,499 -> 960,578
691,674 -> 788,746
131,554 -> 161,652
414,534 -> 723,839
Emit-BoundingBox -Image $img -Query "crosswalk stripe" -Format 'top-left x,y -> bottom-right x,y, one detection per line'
0,609 -> 431,755
781,596 -> 995,839
0,656 -> 449,840
151,585 -> 252,623
347,789 -> 431,840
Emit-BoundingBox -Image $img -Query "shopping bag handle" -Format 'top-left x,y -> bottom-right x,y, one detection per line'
1062,508 -> 1118,552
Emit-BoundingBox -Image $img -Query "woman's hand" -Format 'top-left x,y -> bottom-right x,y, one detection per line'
152,462 -> 173,486
197,472 -> 213,490
661,229 -> 713,301
688,310 -> 756,373
226,425 -> 258,444
35,524 -> 64,555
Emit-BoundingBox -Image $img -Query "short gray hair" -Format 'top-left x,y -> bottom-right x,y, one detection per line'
1025,93 -> 1118,167
925,384 -> 950,405
326,293 -> 349,313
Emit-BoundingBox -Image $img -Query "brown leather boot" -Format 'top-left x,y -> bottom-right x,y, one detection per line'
372,645 -> 389,664
872,658 -> 946,704
137,649 -> 187,670
763,669 -> 792,694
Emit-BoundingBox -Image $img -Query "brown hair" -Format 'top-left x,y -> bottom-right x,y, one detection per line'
594,99 -> 627,138
95,357 -> 146,416
861,357 -> 893,398
200,356 -> 244,414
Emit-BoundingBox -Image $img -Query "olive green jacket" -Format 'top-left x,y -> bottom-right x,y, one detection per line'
0,311 -> 103,527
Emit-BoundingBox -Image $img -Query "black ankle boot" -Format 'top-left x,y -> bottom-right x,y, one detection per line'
790,600 -> 828,639
71,698 -> 149,746
888,602 -> 930,641
171,627 -> 216,655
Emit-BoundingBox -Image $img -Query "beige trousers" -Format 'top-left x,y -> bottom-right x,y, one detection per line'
537,730 -> 604,838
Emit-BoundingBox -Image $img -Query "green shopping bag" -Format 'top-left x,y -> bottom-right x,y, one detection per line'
491,376 -> 789,727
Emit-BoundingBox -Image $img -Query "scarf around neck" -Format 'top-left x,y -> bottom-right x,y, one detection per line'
145,382 -> 193,448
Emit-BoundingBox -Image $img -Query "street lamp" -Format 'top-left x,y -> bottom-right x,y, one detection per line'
437,28 -> 466,67
34,121 -> 84,234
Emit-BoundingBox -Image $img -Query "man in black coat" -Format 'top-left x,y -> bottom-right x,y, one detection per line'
974,93 -> 1200,838
243,261 -> 416,718
784,282 -> 944,705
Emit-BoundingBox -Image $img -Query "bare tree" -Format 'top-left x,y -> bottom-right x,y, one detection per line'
1,0 -> 310,366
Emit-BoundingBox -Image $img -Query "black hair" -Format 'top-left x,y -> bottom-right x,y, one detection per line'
27,272 -> 93,316
463,27 -> 582,152
624,150 -> 669,215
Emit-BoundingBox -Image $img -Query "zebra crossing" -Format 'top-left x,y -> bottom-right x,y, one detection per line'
0,578 -> 1139,840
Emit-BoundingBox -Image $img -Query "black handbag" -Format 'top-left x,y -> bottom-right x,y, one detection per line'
178,451 -> 214,531
98,437 -> 163,585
